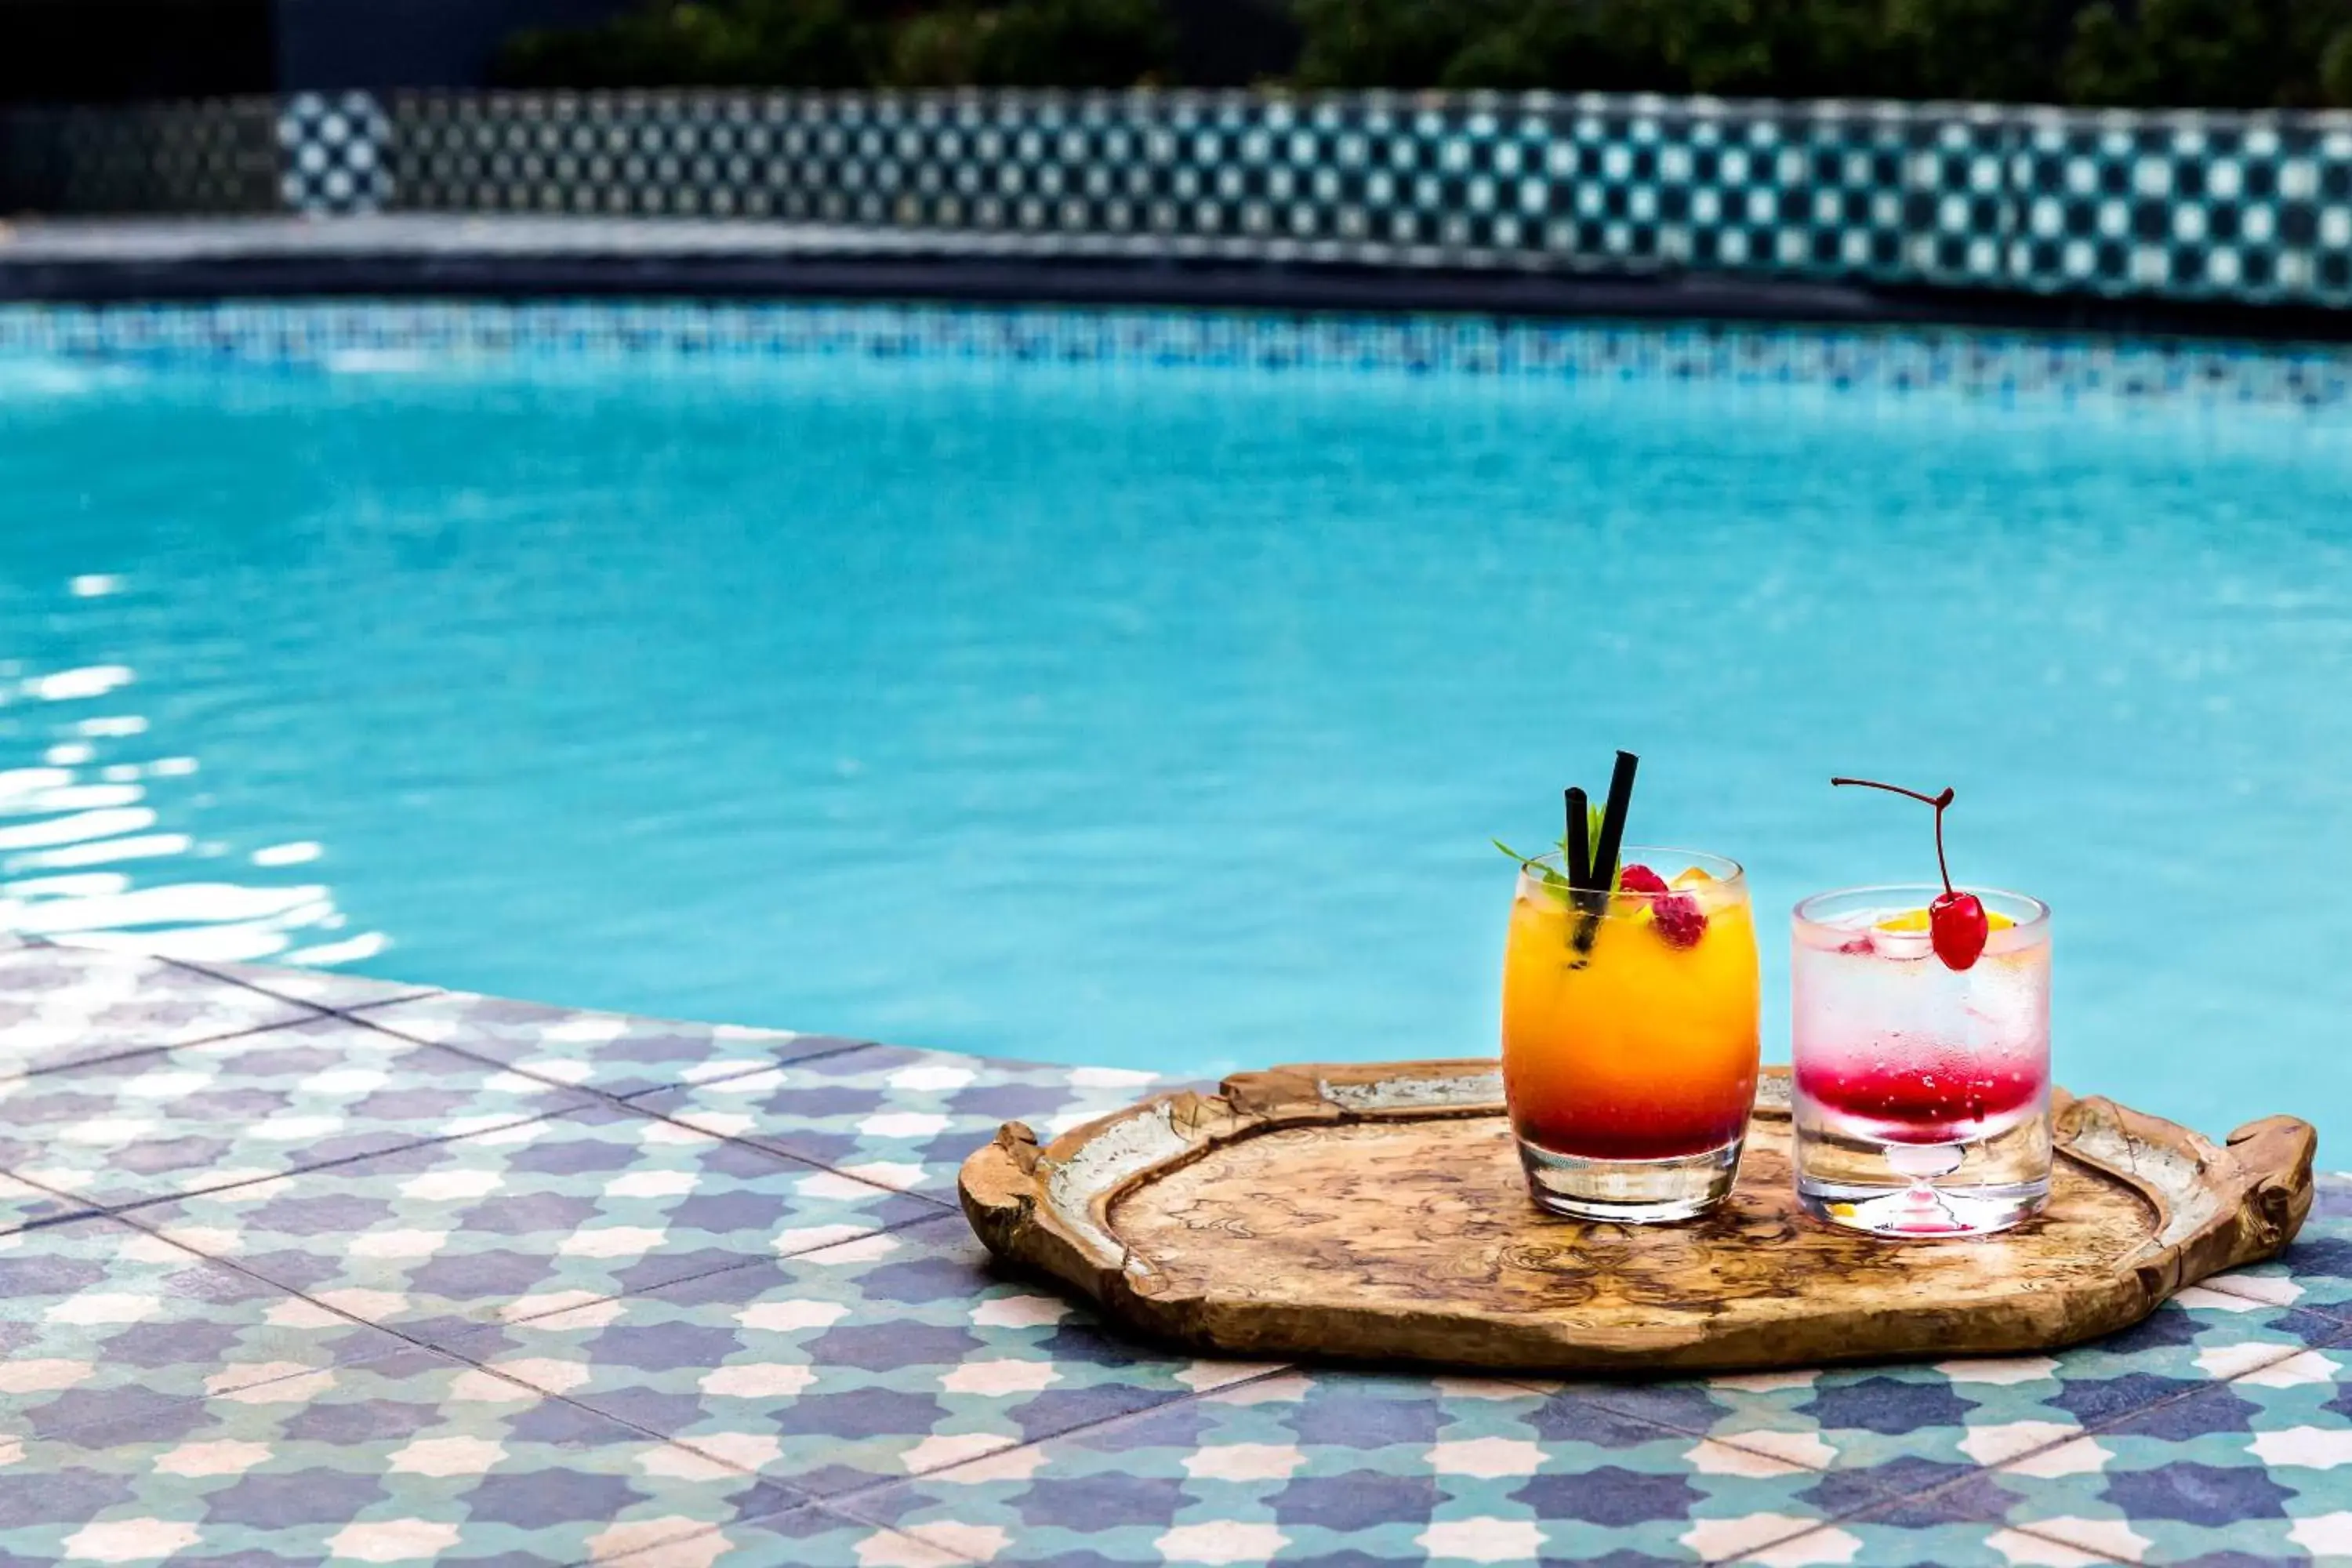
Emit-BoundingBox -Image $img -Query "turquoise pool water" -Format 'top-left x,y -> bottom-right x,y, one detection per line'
4,310 -> 2350,1138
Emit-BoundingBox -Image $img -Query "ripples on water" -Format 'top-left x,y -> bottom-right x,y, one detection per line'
2,629 -> 379,964
3,329 -> 2350,1136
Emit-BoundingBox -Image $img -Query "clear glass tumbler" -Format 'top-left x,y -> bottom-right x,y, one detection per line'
1791,886 -> 2053,1236
1501,848 -> 1761,1222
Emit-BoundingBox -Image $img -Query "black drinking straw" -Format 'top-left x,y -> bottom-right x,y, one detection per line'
1589,750 -> 1639,891
1564,786 -> 1593,889
1570,750 -> 1640,953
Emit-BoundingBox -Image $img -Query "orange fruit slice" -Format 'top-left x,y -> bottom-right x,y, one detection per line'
1875,907 -> 2015,933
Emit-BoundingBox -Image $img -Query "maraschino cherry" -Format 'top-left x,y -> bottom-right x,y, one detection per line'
1830,777 -> 1989,971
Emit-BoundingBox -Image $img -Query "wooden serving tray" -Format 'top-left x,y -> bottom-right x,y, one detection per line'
960,1062 -> 2315,1374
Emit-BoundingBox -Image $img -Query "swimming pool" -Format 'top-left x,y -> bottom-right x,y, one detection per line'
4,303 -> 2350,1138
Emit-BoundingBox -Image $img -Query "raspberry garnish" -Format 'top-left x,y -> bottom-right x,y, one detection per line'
1621,863 -> 1706,948
1618,863 -> 1669,896
1652,893 -> 1708,949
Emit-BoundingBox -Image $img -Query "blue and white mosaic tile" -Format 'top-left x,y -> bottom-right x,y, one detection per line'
3,299 -> 2348,417
162,954 -> 442,1017
350,988 -> 875,1099
276,92 -> 393,217
0,1343 -> 802,1568
633,1044 -> 1164,1199
0,1217 -> 408,1443
836,1368 -> 1836,1566
0,1014 -> 593,1209
124,1100 -> 942,1341
383,92 -> 2352,312
16,88 -> 2352,315
0,1171 -> 81,1236
2,942 -> 2350,1564
0,99 -> 279,216
426,1214 -> 1279,1501
0,942 -> 321,1082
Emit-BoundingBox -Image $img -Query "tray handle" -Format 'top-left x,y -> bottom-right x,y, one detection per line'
2094,1108 -> 2318,1304
2223,1113 -> 2318,1260
960,1121 -> 1045,1257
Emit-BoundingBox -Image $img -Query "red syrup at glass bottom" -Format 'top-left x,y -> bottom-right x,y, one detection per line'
1510,1091 -> 1759,1163
1795,1054 -> 2045,1145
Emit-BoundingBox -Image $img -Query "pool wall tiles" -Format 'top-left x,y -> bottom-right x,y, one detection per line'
7,88 -> 2352,309
0,98 -> 282,216
387,91 -> 2352,308
278,93 -> 396,214
0,93 -> 387,217
367,90 -> 2346,308
5,301 -> 2350,410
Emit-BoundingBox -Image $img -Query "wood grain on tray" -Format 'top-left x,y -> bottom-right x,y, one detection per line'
960,1062 -> 2314,1374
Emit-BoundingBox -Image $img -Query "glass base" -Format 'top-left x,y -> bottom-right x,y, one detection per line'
1516,1136 -> 1742,1223
1797,1174 -> 2049,1236
1794,1106 -> 2052,1238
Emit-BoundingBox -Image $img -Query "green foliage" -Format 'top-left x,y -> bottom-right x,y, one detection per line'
1291,0 -> 1502,91
1299,0 -> 2014,99
973,0 -> 1174,85
1879,0 -> 2067,103
495,0 -> 1174,90
888,5 -> 985,87
2326,25 -> 2352,104
1294,0 -> 2352,106
491,0 -> 2352,102
1435,0 -> 1681,93
494,0 -> 885,89
1494,797 -> 1623,899
2061,0 -> 2352,108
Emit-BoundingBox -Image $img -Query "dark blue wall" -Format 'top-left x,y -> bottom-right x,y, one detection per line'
273,0 -> 636,91
0,0 -> 1301,101
1,0 -> 274,103
276,0 -> 1301,92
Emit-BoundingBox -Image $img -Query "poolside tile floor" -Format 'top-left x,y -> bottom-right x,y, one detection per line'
345,991 -> 873,1101
2,938 -> 2347,1565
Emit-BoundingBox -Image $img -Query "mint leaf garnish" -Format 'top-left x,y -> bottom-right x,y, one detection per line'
1494,840 -> 1571,891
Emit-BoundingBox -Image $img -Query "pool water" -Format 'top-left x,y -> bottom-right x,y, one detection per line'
4,314 -> 2351,1138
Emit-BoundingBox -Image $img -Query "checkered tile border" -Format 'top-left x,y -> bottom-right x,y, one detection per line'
0,100 -> 280,216
385,90 -> 2352,307
3,299 -> 2348,412
0,96 -> 390,220
11,90 -> 2351,309
275,93 -> 393,216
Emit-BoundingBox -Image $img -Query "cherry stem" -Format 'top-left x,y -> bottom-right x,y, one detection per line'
1830,776 -> 1958,899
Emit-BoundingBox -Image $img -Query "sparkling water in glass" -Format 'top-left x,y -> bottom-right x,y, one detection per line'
1791,886 -> 2052,1236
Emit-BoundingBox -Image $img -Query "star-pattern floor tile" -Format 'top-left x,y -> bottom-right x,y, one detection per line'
594,1504 -> 957,1568
0,1215 -> 408,1442
352,989 -> 874,1098
829,1367 -> 1852,1565
0,1015 -> 596,1208
129,1101 -> 944,1340
633,1045 -> 1163,1198
1775,1493 -> 2136,1566
424,1212 -> 1285,1502
0,1343 -> 809,1567
1948,1321 -> 2352,1566
167,956 -> 444,1014
0,1172 -> 91,1236
1623,1286 -> 2352,1508
0,944 -> 320,1080
2,942 -> 2347,1564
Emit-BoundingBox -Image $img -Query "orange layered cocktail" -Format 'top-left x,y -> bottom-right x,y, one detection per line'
1496,755 -> 1760,1221
1503,847 -> 1760,1160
